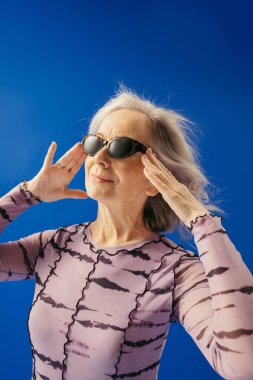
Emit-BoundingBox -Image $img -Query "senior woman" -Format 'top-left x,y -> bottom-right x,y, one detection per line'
0,87 -> 253,380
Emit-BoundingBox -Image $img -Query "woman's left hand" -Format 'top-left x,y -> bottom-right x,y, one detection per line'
141,148 -> 209,228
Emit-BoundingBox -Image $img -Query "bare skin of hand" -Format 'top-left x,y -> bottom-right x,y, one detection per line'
26,141 -> 88,203
141,148 -> 209,228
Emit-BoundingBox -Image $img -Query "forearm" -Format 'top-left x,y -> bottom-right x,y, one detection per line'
191,213 -> 253,378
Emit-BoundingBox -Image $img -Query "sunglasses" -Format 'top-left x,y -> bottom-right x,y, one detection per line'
81,134 -> 148,159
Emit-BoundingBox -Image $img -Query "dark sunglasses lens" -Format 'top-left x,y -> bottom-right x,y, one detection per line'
83,135 -> 101,155
109,138 -> 134,158
83,135 -> 135,158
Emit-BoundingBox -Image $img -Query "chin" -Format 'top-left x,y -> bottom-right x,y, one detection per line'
86,186 -> 112,199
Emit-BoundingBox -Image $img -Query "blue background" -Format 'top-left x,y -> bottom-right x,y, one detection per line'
0,1 -> 252,379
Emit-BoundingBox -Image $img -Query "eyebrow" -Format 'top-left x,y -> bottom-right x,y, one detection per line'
95,132 -> 129,139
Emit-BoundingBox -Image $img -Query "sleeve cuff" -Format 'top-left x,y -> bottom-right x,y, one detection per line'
187,212 -> 220,233
19,180 -> 42,204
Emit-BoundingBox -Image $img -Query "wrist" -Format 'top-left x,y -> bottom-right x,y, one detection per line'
21,179 -> 42,202
184,208 -> 210,229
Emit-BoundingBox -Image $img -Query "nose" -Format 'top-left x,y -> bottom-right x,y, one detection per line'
93,145 -> 112,162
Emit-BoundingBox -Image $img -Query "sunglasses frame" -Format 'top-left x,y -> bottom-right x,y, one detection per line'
81,133 -> 148,158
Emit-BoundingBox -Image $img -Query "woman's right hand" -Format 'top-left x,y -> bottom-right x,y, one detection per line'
25,141 -> 88,203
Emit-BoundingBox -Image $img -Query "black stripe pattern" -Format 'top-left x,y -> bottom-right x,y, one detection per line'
0,182 -> 253,379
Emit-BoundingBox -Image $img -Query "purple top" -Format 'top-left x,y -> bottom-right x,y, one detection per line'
0,182 -> 253,380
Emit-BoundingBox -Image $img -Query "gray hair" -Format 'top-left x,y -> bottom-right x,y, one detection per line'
85,82 -> 227,241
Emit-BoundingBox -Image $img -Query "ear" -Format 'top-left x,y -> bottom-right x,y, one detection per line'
145,184 -> 159,197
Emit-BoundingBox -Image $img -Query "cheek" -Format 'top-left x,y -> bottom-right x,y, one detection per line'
84,159 -> 92,172
84,163 -> 92,182
125,164 -> 147,184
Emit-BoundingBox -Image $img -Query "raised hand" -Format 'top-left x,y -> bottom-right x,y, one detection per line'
141,147 -> 209,228
25,141 -> 88,203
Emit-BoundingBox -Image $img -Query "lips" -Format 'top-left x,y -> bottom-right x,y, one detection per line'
91,174 -> 114,182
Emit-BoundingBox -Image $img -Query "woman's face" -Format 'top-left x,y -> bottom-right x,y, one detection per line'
84,109 -> 158,205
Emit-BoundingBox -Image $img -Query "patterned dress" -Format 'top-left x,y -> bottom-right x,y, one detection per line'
0,182 -> 253,380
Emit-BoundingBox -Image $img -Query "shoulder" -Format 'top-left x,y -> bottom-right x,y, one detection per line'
159,233 -> 199,260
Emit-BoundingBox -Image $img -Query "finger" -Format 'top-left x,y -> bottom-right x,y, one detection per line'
65,145 -> 87,170
144,164 -> 185,198
43,141 -> 57,167
68,153 -> 87,174
146,151 -> 174,176
143,158 -> 179,190
142,154 -> 176,183
144,168 -> 178,198
63,188 -> 88,199
57,142 -> 84,168
143,167 -> 169,193
152,154 -> 171,172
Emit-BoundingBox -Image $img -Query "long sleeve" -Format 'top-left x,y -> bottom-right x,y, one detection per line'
0,181 -> 57,282
171,213 -> 253,380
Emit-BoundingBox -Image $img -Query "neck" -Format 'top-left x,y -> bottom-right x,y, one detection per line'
90,212 -> 154,246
